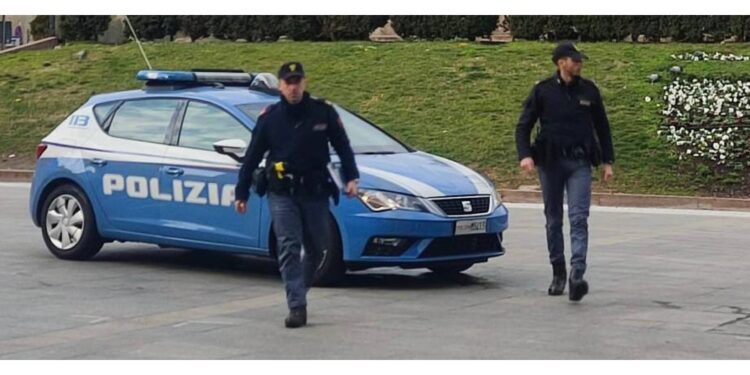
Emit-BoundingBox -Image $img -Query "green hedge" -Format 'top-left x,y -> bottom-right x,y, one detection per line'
508,16 -> 750,42
389,16 -> 498,40
59,16 -> 111,42
318,16 -> 389,41
127,15 -> 494,42
176,16 -> 388,42
124,16 -> 180,40
30,16 -> 54,40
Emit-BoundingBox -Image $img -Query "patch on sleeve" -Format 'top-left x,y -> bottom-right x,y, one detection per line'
260,106 -> 270,116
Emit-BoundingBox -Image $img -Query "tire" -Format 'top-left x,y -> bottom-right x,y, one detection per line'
310,214 -> 346,287
40,184 -> 104,260
429,262 -> 474,276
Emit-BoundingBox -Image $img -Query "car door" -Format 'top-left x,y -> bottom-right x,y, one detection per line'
157,99 -> 264,252
85,98 -> 183,236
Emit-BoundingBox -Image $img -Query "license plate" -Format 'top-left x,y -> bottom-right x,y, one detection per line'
454,219 -> 487,236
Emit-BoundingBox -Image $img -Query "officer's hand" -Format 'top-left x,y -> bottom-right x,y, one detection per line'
602,164 -> 614,183
235,200 -> 248,214
519,157 -> 535,173
344,180 -> 359,198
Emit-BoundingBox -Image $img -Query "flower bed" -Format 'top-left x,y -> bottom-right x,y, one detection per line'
671,51 -> 750,62
658,77 -> 750,188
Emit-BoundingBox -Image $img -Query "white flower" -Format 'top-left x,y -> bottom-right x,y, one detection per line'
645,96 -> 652,102
713,143 -> 720,150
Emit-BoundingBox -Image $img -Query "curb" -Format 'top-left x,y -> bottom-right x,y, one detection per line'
0,169 -> 34,182
2,169 -> 749,212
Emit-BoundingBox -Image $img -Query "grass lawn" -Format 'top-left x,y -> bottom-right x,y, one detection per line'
3,40 -> 750,196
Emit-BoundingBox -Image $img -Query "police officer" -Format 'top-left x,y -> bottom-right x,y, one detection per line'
235,62 -> 360,328
515,41 -> 615,302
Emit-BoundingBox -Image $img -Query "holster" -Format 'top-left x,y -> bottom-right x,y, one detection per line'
252,167 -> 268,197
265,162 -> 294,194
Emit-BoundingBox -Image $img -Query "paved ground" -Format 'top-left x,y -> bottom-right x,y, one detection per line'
1,182 -> 749,359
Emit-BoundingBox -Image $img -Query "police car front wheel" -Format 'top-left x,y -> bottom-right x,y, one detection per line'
41,184 -> 104,260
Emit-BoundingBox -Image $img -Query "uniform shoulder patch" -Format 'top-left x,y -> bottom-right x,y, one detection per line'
259,103 -> 278,117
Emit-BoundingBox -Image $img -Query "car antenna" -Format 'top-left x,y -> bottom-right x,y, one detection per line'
123,16 -> 153,70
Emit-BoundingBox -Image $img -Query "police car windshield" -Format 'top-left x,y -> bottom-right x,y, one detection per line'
237,103 -> 411,154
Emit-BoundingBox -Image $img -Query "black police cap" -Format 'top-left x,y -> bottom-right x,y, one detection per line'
552,41 -> 588,63
278,62 -> 305,81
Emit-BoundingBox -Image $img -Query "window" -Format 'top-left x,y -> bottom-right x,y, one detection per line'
93,101 -> 119,125
108,99 -> 180,144
334,105 -> 410,154
179,101 -> 250,151
236,102 -> 410,154
235,103 -> 271,121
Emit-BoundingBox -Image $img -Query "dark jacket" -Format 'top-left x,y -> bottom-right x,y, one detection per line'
235,92 -> 359,202
515,72 -> 615,166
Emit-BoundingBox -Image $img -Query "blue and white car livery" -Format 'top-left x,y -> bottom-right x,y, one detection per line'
29,70 -> 509,284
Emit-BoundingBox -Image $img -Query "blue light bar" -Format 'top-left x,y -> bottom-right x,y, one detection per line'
136,70 -> 197,82
195,71 -> 252,84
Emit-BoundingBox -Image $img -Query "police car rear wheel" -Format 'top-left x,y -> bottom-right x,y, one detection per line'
428,262 -> 474,276
41,185 -> 103,260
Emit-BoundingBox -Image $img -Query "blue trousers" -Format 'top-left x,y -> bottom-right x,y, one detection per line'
267,192 -> 330,309
538,158 -> 592,279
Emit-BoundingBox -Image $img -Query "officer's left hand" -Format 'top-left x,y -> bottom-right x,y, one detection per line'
344,180 -> 359,198
602,164 -> 614,183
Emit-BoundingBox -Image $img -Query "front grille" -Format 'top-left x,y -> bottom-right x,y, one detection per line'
420,233 -> 503,258
431,196 -> 491,216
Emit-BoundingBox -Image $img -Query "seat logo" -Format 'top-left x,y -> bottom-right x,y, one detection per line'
462,201 -> 473,213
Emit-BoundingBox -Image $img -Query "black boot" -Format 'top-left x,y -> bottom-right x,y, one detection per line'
285,307 -> 307,328
568,269 -> 589,302
548,262 -> 567,296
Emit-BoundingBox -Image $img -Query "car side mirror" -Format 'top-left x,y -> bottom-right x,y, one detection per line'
213,139 -> 247,163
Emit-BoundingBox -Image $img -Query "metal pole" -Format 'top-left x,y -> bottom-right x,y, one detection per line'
124,16 -> 153,70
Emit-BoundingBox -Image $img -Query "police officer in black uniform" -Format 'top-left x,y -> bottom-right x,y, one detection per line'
235,62 -> 359,328
515,42 -> 615,302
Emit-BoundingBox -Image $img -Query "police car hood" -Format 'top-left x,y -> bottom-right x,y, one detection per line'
338,151 -> 495,198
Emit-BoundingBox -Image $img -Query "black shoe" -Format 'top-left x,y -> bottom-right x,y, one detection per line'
568,278 -> 589,302
284,307 -> 307,328
548,262 -> 567,296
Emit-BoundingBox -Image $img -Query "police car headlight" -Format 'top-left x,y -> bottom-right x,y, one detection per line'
358,189 -> 428,212
480,173 -> 502,209
490,188 -> 503,209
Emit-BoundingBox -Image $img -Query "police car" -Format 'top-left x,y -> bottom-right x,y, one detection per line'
29,69 -> 509,284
